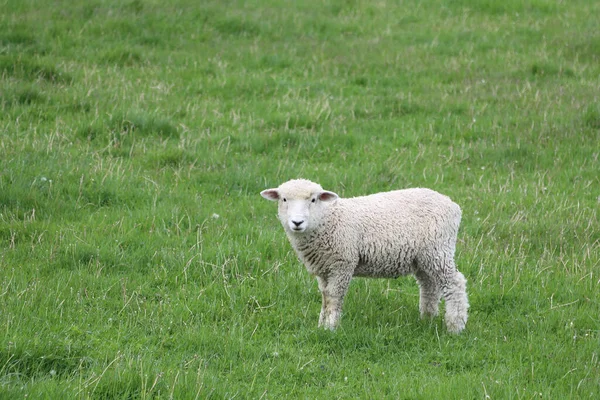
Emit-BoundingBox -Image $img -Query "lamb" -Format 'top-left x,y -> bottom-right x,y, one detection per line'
261,179 -> 469,333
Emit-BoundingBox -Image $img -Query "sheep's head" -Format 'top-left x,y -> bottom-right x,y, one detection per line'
261,179 -> 339,234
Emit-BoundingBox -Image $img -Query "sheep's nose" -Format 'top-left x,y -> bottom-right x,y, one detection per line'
292,220 -> 304,227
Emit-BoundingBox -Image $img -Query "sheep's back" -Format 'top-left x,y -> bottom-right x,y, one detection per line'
336,188 -> 461,277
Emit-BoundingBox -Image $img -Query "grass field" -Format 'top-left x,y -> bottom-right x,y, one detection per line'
1,0 -> 599,398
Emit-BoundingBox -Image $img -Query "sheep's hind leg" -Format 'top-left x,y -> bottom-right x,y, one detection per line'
442,270 -> 469,334
415,270 -> 442,319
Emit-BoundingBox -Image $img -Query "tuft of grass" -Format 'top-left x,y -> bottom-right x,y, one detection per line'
530,62 -> 576,78
100,48 -> 145,67
0,86 -> 46,107
0,345 -> 90,382
583,104 -> 600,130
0,55 -> 72,84
212,16 -> 262,37
77,112 -> 179,145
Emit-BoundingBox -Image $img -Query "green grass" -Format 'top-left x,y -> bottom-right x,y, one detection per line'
1,0 -> 599,398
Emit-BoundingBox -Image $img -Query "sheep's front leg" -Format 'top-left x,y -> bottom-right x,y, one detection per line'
316,272 -> 352,331
316,276 -> 328,328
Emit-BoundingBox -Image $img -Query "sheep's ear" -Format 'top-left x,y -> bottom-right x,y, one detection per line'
261,189 -> 280,201
318,191 -> 339,202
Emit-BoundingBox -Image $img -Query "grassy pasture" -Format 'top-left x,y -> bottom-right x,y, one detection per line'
1,0 -> 599,398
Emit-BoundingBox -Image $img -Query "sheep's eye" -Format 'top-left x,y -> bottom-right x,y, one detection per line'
283,198 -> 287,202
311,198 -> 316,203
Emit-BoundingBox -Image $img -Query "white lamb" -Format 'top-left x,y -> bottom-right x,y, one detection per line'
261,179 -> 469,333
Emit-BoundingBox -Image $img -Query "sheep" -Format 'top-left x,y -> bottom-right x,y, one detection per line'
261,179 -> 469,333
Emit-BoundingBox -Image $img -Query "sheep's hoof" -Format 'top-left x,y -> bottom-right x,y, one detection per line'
419,311 -> 439,319
445,317 -> 467,334
318,320 -> 337,331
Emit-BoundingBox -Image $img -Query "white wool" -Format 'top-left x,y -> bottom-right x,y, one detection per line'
261,179 -> 469,333
278,179 -> 323,199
